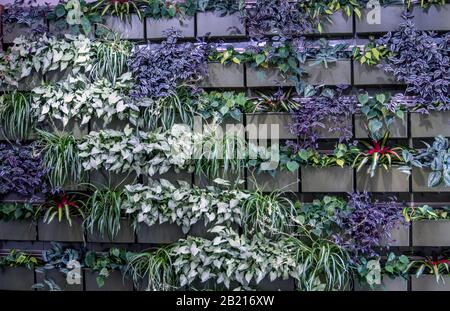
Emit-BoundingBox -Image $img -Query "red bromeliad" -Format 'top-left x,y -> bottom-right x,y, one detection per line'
353,131 -> 404,177
56,194 -> 79,210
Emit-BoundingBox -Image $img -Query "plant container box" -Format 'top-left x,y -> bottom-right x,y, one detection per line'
245,113 -> 296,140
49,118 -> 88,139
188,220 -> 239,240
85,269 -> 133,291
0,220 -> 36,240
303,60 -> 351,85
314,117 -> 353,139
86,218 -> 135,243
412,220 -> 450,246
17,72 -> 43,91
37,218 -> 84,242
48,21 -> 94,38
195,171 -> 244,189
0,192 -> 45,203
89,170 -> 138,190
300,166 -> 353,193
410,111 -> 450,138
356,167 -> 409,192
90,116 -> 130,131
411,275 -> 450,291
412,4 -> 450,31
353,62 -> 399,85
0,267 -> 35,291
355,114 -> 407,138
200,62 -> 245,88
310,11 -> 353,34
412,167 -> 450,192
143,168 -> 192,185
254,277 -> 295,291
355,277 -> 408,291
136,222 -> 185,244
35,269 -> 84,291
246,67 -> 295,88
380,224 -> 410,247
3,18 -> 46,44
146,17 -> 195,39
196,12 -> 245,37
355,5 -> 405,33
247,169 -> 299,192
104,15 -> 144,39
45,66 -> 72,83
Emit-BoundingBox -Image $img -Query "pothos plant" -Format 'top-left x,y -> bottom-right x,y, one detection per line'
0,202 -> 36,221
143,0 -> 197,19
84,248 -> 130,288
357,92 -> 405,141
0,249 -> 42,270
0,34 -> 92,88
352,38 -> 388,66
403,204 -> 450,222
171,227 -> 300,290
32,73 -> 136,128
77,124 -> 194,177
123,179 -> 249,234
47,0 -> 103,35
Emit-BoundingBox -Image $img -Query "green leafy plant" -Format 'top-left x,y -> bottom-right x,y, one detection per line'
92,0 -> 143,22
0,249 -> 42,270
357,92 -> 405,140
144,0 -> 197,19
0,92 -> 35,141
196,91 -> 247,122
47,0 -> 102,35
37,129 -> 85,190
84,186 -> 125,240
352,39 -> 388,66
40,193 -> 85,227
84,248 -> 130,288
352,132 -> 405,177
403,205 -> 450,222
0,202 -> 36,221
126,247 -> 178,291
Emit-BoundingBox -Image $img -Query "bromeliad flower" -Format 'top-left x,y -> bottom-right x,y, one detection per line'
41,193 -> 85,227
353,131 -> 405,177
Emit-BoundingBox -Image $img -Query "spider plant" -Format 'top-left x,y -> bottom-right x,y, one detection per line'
36,129 -> 84,190
287,230 -> 351,291
407,256 -> 450,284
91,0 -> 143,22
0,92 -> 35,141
248,89 -> 300,112
241,188 -> 297,236
126,247 -> 178,291
140,87 -> 195,131
352,131 -> 404,178
40,193 -> 86,227
84,186 -> 125,240
90,32 -> 132,85
194,124 -> 247,180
